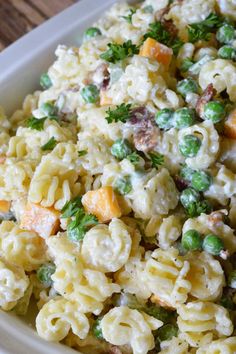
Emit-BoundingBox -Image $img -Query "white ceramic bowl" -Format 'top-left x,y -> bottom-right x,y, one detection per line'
0,1 -> 116,352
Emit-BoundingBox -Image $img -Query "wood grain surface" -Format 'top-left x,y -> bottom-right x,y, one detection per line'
0,0 -> 77,51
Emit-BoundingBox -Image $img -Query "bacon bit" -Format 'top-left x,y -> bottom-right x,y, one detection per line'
196,84 -> 216,118
150,294 -> 175,310
0,156 -> 6,164
155,6 -> 178,37
127,107 -> 159,152
84,63 -> 110,89
174,175 -> 189,191
208,209 -> 228,227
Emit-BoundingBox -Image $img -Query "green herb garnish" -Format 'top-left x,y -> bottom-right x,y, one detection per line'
100,40 -> 139,63
188,13 -> 223,43
61,196 -> 82,218
41,137 -> 57,151
68,209 -> 98,242
148,152 -> 164,168
122,8 -> 136,24
105,103 -> 132,123
26,117 -> 46,131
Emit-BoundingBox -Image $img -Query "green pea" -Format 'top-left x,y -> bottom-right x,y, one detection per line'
113,293 -> 143,310
203,101 -> 226,123
157,324 -> 178,342
218,45 -> 236,60
216,24 -> 235,44
179,165 -> 195,183
40,102 -> 58,118
114,176 -> 132,195
37,263 -> 56,287
173,108 -> 196,129
179,134 -> 201,157
180,187 -> 200,208
40,73 -> 52,89
84,27 -> 102,41
81,84 -> 100,103
155,108 -> 174,130
191,171 -> 212,192
202,234 -> 224,256
177,78 -> 199,98
92,319 -> 103,339
182,229 -> 202,251
145,305 -> 175,324
111,139 -> 133,160
228,270 -> 236,289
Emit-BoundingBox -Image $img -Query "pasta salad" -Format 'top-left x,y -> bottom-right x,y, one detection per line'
1,0 -> 236,353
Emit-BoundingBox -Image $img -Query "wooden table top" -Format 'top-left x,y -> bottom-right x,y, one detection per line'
0,0 -> 77,51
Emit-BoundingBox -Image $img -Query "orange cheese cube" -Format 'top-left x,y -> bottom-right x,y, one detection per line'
82,186 -> 122,223
0,200 -> 11,213
20,202 -> 60,238
100,90 -> 113,106
224,109 -> 236,139
139,37 -> 173,67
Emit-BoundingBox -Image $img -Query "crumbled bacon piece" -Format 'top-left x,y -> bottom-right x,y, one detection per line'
196,84 -> 216,118
174,175 -> 189,191
155,6 -> 178,37
128,107 -> 159,152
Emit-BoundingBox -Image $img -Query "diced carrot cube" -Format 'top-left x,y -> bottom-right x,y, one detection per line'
0,200 -> 11,213
139,37 -> 173,67
82,186 -> 122,223
100,90 -> 113,106
224,109 -> 236,139
20,202 -> 60,238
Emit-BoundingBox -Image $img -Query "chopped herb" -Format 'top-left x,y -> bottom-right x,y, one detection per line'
105,103 -> 132,123
180,58 -> 194,72
143,21 -> 183,54
67,209 -> 98,242
41,137 -> 57,151
144,21 -> 171,45
92,319 -> 103,339
188,13 -> 223,43
78,150 -> 88,157
26,117 -> 46,131
127,152 -> 140,165
186,200 -> 212,217
122,8 -> 136,24
61,196 -> 82,218
148,152 -> 164,168
100,40 -> 139,63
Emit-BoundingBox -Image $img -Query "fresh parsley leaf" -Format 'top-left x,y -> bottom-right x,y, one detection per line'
127,152 -> 140,165
180,58 -> 194,72
122,8 -> 136,24
41,137 -> 57,151
144,21 -> 171,44
171,38 -> 184,55
186,200 -> 212,217
78,150 -> 88,157
105,103 -> 132,123
100,40 -> 139,63
67,209 -> 98,242
143,21 -> 183,54
188,13 -> 223,43
61,196 -> 82,218
26,117 -> 46,131
148,152 -> 164,168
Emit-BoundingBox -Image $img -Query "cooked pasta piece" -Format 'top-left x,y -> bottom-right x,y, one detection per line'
36,297 -> 89,341
177,301 -> 233,347
196,337 -> 236,354
0,258 -> 29,311
101,306 -> 163,354
81,218 -> 132,272
158,215 -> 183,250
0,221 -> 47,271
